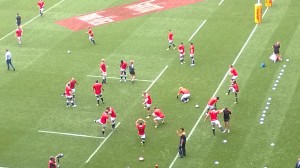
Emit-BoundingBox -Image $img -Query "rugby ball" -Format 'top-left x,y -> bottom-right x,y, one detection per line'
195,104 -> 199,108
139,157 -> 144,161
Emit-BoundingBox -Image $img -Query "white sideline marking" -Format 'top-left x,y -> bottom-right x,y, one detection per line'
145,65 -> 168,92
85,122 -> 121,163
38,130 -> 105,139
218,0 -> 225,5
87,75 -> 153,82
0,167 -> 8,168
169,7 -> 270,168
188,20 -> 207,41
0,0 -> 65,41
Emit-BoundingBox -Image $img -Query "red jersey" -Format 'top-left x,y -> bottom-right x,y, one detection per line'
230,67 -> 238,76
69,79 -> 77,89
178,88 -> 190,94
168,32 -> 173,40
65,86 -> 72,96
93,83 -> 102,94
178,44 -> 185,54
208,110 -> 220,121
15,28 -> 22,37
190,45 -> 194,54
38,1 -> 45,9
48,160 -> 56,168
136,123 -> 146,135
88,29 -> 94,37
100,62 -> 106,72
100,112 -> 109,124
108,107 -> 116,118
120,61 -> 128,69
153,109 -> 164,118
208,97 -> 218,106
233,83 -> 239,92
144,94 -> 152,104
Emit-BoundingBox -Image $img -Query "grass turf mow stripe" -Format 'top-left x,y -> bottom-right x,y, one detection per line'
38,130 -> 105,139
168,5 -> 271,168
87,75 -> 153,82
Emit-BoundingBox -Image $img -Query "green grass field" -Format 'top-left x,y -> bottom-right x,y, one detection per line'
1,0 -> 300,167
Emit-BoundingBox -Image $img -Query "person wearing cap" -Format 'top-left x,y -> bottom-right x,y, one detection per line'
177,87 -> 190,103
5,49 -> 15,71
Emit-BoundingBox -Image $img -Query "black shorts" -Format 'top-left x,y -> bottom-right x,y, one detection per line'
274,51 -> 280,54
17,22 -> 21,26
130,71 -> 135,75
224,119 -> 230,122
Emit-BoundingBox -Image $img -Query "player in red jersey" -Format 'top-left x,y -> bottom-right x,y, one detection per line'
100,59 -> 107,84
178,42 -> 185,64
37,0 -> 45,16
206,96 -> 219,113
142,91 -> 152,118
229,65 -> 238,80
69,77 -> 78,100
136,118 -> 146,145
48,156 -> 57,168
95,111 -> 109,136
62,83 -> 77,107
92,80 -> 104,106
106,106 -> 117,129
86,26 -> 96,44
166,29 -> 176,50
189,42 -> 195,66
15,26 -> 23,46
120,60 -> 128,82
177,87 -> 190,103
204,108 -> 224,135
226,80 -> 239,104
152,107 -> 165,128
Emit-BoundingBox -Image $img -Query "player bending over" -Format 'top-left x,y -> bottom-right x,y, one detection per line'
177,87 -> 190,103
205,96 -> 219,114
152,107 -> 165,128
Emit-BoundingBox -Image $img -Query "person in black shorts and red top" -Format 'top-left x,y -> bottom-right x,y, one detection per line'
222,108 -> 232,133
272,41 -> 282,61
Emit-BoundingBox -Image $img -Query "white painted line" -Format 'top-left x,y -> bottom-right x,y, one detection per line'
38,130 -> 105,139
87,75 -> 153,82
0,0 -> 65,41
145,65 -> 168,92
169,6 -> 270,168
85,122 -> 121,163
218,0 -> 225,5
0,167 -> 8,168
188,20 -> 207,42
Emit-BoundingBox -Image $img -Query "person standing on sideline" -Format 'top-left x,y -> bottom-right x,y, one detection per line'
222,108 -> 232,133
37,0 -> 45,16
129,60 -> 135,83
136,118 -> 146,145
177,128 -> 186,158
295,156 -> 300,168
100,59 -> 107,84
166,29 -> 176,50
15,26 -> 23,46
5,49 -> 15,71
189,42 -> 195,66
16,13 -> 21,26
272,41 -> 282,61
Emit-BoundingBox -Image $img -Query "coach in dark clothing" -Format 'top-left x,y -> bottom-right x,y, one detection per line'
16,13 -> 21,26
177,128 -> 186,158
296,156 -> 300,168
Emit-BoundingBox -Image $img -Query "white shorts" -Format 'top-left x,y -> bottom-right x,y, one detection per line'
269,53 -> 277,62
169,40 -> 173,44
96,119 -> 106,128
66,95 -> 72,99
190,54 -> 194,58
181,94 -> 190,101
229,87 -> 238,93
40,8 -> 44,12
232,75 -> 238,80
89,36 -> 93,40
95,93 -> 102,97
101,71 -> 107,77
154,116 -> 164,121
206,105 -> 214,110
179,53 -> 185,57
71,89 -> 75,94
145,103 -> 151,108
139,134 -> 145,139
110,117 -> 116,122
17,37 -> 21,40
211,120 -> 221,127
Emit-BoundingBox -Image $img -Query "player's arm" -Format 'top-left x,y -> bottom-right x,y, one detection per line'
204,114 -> 209,121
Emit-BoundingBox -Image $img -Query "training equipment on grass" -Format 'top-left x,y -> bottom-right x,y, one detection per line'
67,50 -> 71,54
195,104 -> 199,108
138,157 -> 144,161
